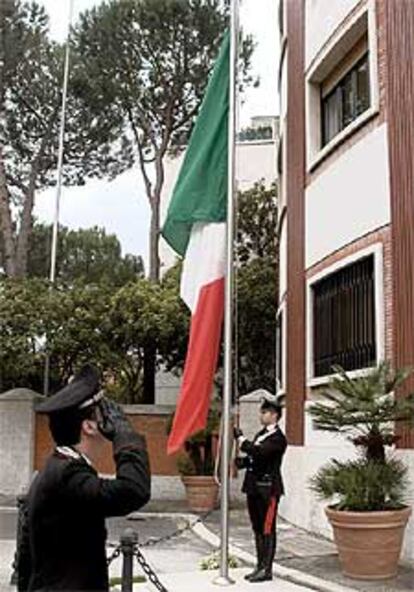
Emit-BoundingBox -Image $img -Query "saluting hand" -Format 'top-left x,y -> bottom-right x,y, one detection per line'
233,427 -> 243,439
98,398 -> 132,441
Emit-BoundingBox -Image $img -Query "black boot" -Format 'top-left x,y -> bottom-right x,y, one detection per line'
244,533 -> 264,581
248,533 -> 275,583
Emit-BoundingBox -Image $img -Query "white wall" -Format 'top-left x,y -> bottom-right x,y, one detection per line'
159,154 -> 184,276
0,389 -> 40,496
305,124 -> 391,268
237,140 -> 277,191
305,0 -> 361,70
280,54 -> 288,122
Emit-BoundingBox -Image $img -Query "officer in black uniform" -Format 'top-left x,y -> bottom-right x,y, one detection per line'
234,393 -> 287,583
17,365 -> 151,592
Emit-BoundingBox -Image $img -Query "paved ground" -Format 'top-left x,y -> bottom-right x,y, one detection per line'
0,507 -> 315,592
1,499 -> 413,592
202,507 -> 414,592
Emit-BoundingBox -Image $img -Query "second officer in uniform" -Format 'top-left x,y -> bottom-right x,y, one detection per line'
234,394 -> 287,583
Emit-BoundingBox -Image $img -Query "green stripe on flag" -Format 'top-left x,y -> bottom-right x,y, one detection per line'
161,30 -> 229,258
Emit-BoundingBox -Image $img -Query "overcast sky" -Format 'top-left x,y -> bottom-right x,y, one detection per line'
34,0 -> 279,270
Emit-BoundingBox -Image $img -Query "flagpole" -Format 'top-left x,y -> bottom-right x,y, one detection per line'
213,0 -> 238,586
43,0 -> 74,395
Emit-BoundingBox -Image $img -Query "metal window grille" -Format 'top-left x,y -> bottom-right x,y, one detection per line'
312,255 -> 376,377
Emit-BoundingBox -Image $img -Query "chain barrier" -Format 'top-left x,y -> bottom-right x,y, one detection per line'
106,544 -> 122,566
105,510 -> 217,591
138,507 -> 216,548
134,546 -> 169,592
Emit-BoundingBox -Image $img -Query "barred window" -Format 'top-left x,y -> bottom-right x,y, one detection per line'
312,256 -> 376,378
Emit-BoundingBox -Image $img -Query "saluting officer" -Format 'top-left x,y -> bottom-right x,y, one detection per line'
17,365 -> 151,592
234,394 -> 287,583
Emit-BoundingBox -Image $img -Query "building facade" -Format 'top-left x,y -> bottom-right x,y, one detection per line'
278,0 -> 414,565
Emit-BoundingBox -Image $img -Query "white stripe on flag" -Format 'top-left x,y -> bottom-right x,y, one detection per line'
180,222 -> 226,312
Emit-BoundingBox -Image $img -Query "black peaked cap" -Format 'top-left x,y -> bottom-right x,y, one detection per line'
260,392 -> 281,412
36,364 -> 101,414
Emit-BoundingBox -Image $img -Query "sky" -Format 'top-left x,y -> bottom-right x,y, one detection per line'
34,0 -> 279,270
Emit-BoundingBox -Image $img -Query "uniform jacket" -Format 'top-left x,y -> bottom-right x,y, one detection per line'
239,425 -> 287,497
18,436 -> 150,592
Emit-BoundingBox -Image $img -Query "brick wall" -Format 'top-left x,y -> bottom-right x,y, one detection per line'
34,408 -> 180,476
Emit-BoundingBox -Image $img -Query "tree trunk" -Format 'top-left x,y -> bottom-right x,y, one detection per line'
0,152 -> 17,277
143,197 -> 161,404
15,118 -> 55,277
142,342 -> 155,404
15,185 -> 35,277
148,196 -> 160,281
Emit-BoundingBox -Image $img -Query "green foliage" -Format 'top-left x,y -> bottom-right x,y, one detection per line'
236,182 -> 278,264
238,126 -> 273,142
308,363 -> 414,511
199,551 -> 239,570
72,0 -> 254,278
109,575 -> 145,588
0,1 -> 129,277
167,407 -> 220,475
73,0 -> 253,164
310,457 -> 408,512
235,182 -> 278,395
0,277 -> 49,392
309,362 -> 414,461
0,273 -> 189,400
26,223 -> 144,286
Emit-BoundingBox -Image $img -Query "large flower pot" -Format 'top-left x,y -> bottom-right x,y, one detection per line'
325,506 -> 412,580
181,475 -> 219,512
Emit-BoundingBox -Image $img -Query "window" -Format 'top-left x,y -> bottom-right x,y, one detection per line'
312,255 -> 376,378
321,53 -> 370,146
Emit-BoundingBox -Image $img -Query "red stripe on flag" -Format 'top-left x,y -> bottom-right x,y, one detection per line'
167,277 -> 224,455
264,497 -> 278,535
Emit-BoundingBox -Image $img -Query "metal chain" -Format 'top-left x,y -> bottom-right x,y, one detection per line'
139,508 -> 216,548
134,547 -> 169,592
106,544 -> 122,566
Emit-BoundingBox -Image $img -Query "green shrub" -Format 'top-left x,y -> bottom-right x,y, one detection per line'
310,457 -> 408,511
308,362 -> 414,511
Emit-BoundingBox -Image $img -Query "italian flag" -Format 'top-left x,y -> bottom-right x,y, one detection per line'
161,32 -> 229,455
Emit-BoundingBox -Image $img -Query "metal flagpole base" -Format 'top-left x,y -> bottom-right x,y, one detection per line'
212,575 -> 235,586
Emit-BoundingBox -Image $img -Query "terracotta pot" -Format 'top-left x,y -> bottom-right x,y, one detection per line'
325,506 -> 412,580
181,475 -> 219,512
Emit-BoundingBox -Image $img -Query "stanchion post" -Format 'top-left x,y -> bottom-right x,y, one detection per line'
120,528 -> 138,592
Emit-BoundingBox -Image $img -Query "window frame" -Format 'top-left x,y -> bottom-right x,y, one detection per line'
305,2 -> 379,171
321,52 -> 370,147
306,244 -> 384,387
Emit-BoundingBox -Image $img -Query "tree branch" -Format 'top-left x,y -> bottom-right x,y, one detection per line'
11,86 -> 49,131
125,102 -> 153,201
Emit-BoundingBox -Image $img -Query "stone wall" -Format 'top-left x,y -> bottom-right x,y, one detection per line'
0,389 -> 41,496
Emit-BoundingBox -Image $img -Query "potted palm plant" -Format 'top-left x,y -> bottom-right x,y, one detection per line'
309,362 -> 414,580
167,407 -> 221,512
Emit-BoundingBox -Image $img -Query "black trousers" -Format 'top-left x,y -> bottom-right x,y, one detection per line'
247,492 -> 279,535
